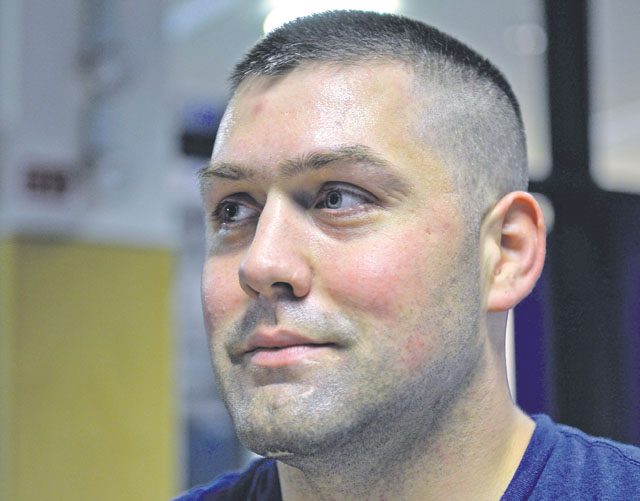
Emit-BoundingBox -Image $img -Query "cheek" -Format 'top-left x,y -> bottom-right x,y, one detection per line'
201,257 -> 244,330
320,228 -> 435,319
400,331 -> 434,371
319,227 -> 453,373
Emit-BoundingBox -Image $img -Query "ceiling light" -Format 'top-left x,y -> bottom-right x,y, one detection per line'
263,0 -> 401,34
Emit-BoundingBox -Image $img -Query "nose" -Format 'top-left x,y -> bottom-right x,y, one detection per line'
238,196 -> 312,300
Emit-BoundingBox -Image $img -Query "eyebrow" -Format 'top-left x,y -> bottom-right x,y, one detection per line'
199,144 -> 409,191
281,145 -> 395,176
199,161 -> 256,181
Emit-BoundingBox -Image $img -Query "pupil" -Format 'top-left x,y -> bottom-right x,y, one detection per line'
224,204 -> 238,219
327,191 -> 342,208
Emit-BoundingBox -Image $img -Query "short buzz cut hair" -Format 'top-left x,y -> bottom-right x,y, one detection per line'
229,10 -> 528,233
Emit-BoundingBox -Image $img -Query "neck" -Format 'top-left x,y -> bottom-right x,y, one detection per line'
276,342 -> 534,500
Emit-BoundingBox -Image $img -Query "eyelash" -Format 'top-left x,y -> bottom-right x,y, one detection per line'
211,197 -> 256,226
315,185 -> 373,209
211,184 -> 375,226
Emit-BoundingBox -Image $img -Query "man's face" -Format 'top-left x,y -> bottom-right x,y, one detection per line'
201,63 -> 484,458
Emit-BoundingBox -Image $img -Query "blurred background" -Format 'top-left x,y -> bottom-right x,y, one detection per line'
1,0 -> 639,499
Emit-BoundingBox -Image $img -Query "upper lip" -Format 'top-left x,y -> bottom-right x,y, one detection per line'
244,328 -> 333,353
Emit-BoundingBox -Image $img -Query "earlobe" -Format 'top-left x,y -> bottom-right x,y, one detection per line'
485,191 -> 546,312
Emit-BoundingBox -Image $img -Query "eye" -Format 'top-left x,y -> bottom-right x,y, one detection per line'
315,186 -> 372,210
212,199 -> 259,225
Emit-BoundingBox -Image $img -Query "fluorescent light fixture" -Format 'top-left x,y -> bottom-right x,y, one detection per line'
263,0 -> 401,34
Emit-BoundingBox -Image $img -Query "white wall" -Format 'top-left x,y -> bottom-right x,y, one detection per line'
0,0 -> 176,247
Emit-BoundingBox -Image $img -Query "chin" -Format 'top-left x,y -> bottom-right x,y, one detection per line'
231,402 -> 364,465
235,418 -> 334,458
222,378 -> 357,454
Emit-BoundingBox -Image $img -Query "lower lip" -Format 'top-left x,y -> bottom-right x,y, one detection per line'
248,344 -> 334,367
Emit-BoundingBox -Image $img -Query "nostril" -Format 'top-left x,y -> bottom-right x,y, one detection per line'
271,281 -> 295,296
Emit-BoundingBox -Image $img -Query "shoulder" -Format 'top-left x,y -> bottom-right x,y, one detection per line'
505,414 -> 640,500
553,419 -> 640,463
172,458 -> 280,501
549,419 -> 640,488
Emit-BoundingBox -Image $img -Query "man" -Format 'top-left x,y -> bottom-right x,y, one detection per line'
177,10 -> 640,500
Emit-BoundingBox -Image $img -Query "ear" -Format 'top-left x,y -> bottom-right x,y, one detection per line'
482,191 -> 546,312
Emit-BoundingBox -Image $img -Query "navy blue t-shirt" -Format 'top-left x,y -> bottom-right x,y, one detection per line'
174,458 -> 280,501
502,414 -> 640,499
174,414 -> 640,500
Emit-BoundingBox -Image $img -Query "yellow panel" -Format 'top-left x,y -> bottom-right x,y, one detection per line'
6,239 -> 176,501
0,239 -> 17,501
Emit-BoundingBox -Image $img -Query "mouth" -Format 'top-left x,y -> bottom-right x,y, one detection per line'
247,343 -> 336,367
243,329 -> 338,368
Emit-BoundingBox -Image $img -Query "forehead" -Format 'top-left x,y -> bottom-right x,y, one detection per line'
235,61 -> 418,117
214,62 -> 420,158
209,62 -> 457,195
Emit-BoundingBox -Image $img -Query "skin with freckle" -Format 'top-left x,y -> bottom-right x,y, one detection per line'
201,63 -> 484,470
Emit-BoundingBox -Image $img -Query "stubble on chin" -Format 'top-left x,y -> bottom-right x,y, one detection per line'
209,302 -> 364,458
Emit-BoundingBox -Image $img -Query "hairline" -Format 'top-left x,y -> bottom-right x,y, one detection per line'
229,55 -> 525,196
231,52 -> 522,127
